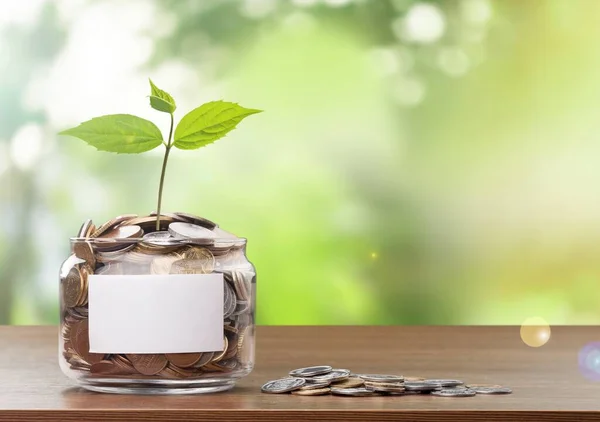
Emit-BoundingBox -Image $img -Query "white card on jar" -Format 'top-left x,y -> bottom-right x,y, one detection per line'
88,273 -> 224,354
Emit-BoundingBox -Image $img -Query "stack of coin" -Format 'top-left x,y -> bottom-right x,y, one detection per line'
261,366 -> 512,397
60,212 -> 256,380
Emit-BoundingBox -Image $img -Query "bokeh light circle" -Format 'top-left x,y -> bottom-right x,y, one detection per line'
579,342 -> 600,381
520,317 -> 551,347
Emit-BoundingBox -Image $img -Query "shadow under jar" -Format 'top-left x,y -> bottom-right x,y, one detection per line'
59,215 -> 256,395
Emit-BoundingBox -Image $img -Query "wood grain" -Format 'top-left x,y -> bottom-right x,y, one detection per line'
0,326 -> 599,421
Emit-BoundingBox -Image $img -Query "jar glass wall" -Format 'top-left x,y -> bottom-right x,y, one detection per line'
59,215 -> 256,395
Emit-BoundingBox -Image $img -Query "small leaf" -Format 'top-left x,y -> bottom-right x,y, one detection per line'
59,114 -> 164,154
149,79 -> 176,114
173,101 -> 262,150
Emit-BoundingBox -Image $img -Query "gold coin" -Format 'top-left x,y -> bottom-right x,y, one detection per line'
168,363 -> 199,378
76,265 -> 92,307
101,225 -> 143,240
332,377 -> 364,388
223,333 -> 239,360
151,252 -> 183,274
165,353 -> 203,368
126,354 -> 169,376
111,355 -> 137,375
170,259 -> 211,275
62,266 -> 82,308
85,223 -> 96,238
77,219 -> 94,238
292,388 -> 331,396
364,381 -> 406,392
93,225 -> 142,252
91,214 -> 138,238
90,360 -> 133,376
183,246 -> 215,272
157,365 -> 182,379
74,319 -> 104,365
72,241 -> 96,268
211,336 -> 229,363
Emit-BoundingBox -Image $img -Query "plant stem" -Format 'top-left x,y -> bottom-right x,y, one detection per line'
155,113 -> 175,231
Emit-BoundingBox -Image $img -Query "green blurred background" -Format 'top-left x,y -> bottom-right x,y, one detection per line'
1,0 -> 599,325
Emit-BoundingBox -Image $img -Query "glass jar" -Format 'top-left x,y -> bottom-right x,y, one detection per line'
59,214 -> 256,394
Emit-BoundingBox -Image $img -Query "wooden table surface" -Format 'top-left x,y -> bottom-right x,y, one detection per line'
0,326 -> 599,421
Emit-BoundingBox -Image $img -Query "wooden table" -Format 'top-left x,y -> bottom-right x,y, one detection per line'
0,326 -> 599,421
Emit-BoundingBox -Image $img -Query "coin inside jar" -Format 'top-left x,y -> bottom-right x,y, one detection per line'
165,353 -> 203,368
142,231 -> 177,246
169,222 -> 217,244
62,266 -> 83,308
126,354 -> 169,376
91,214 -> 138,238
173,212 -> 217,230
77,219 -> 94,238
102,225 -> 143,239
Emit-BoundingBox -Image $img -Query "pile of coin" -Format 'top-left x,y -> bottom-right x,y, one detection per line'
261,366 -> 512,397
60,212 -> 255,379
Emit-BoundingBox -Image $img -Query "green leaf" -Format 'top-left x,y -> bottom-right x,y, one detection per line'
59,114 -> 164,154
149,79 -> 176,113
173,101 -> 262,150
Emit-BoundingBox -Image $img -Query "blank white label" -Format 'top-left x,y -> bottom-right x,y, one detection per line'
88,274 -> 224,354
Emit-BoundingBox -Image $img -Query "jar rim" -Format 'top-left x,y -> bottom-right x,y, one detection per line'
69,236 -> 247,246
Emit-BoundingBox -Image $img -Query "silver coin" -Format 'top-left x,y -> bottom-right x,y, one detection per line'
142,231 -> 178,246
173,212 -> 217,230
365,385 -> 406,393
470,386 -> 512,394
305,377 -> 332,386
424,379 -> 464,388
212,227 -> 241,248
289,365 -> 333,378
331,387 -> 378,397
311,368 -> 351,383
168,222 -> 217,243
232,300 -> 251,316
299,380 -> 332,390
404,382 -> 443,392
223,282 -> 237,319
261,377 -> 306,394
358,374 -> 404,383
431,388 -> 476,397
